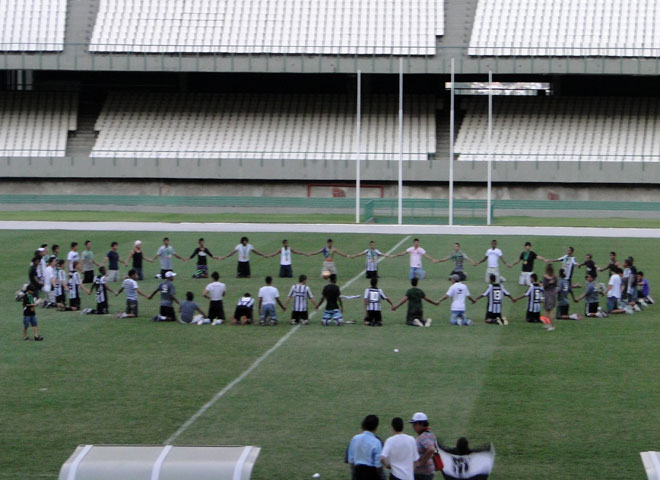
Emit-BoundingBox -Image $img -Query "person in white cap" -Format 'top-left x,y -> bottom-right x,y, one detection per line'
149,271 -> 179,322
125,240 -> 153,281
381,417 -> 419,480
409,412 -> 438,480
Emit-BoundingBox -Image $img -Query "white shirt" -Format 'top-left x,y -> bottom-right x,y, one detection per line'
406,247 -> 426,268
381,433 -> 419,480
259,285 -> 280,305
485,248 -> 503,268
235,244 -> 254,262
205,281 -> 226,301
67,250 -> 79,272
122,278 -> 139,301
447,282 -> 471,311
280,247 -> 292,266
42,266 -> 54,292
608,274 -> 622,299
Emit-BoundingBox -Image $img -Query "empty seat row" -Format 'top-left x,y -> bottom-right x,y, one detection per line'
0,0 -> 67,51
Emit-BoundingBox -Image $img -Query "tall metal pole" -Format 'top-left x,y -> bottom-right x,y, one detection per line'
449,58 -> 455,226
487,71 -> 493,225
398,58 -> 404,225
355,70 -> 361,223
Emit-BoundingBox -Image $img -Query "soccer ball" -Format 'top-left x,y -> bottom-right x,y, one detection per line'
322,270 -> 331,279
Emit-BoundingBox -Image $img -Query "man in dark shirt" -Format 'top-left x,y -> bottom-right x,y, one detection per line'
104,242 -> 123,282
509,241 -> 546,286
188,238 -> 218,279
392,277 -> 438,327
28,257 -> 43,295
578,253 -> 598,279
316,274 -> 343,326
22,284 -> 43,341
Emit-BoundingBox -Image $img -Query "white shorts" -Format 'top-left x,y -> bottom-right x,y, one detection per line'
322,261 -> 337,276
519,271 -> 532,286
485,266 -> 500,283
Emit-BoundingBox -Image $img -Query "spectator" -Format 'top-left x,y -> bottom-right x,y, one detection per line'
392,277 -> 437,327
348,414 -> 383,480
381,417 -> 419,480
409,412 -> 437,480
22,284 -> 43,341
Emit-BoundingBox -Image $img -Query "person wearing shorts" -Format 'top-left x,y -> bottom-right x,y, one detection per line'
266,239 -> 306,278
149,272 -> 179,322
285,275 -> 317,325
310,239 -> 348,278
203,271 -> 226,324
574,273 -> 605,318
81,240 -> 100,284
54,259 -> 68,309
68,261 -> 89,311
258,276 -> 286,326
232,293 -> 255,325
350,241 -> 393,279
83,266 -> 116,315
316,274 -> 343,326
152,237 -> 184,278
556,269 -> 580,320
220,236 -> 266,279
509,242 -> 546,286
475,239 -> 509,284
363,277 -> 393,327
514,273 -> 543,323
115,269 -> 148,318
22,284 -> 43,341
104,242 -> 123,282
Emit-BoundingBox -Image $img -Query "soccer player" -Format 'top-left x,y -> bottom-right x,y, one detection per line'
188,238 -> 218,279
508,241 -> 547,286
474,273 -> 514,325
391,277 -> 437,327
67,242 -> 80,275
316,274 -> 344,326
577,253 -> 598,280
152,237 -> 184,278
81,240 -> 101,284
513,273 -> 543,323
179,291 -> 207,324
285,274 -> 317,325
68,261 -> 90,311
22,284 -> 43,341
548,246 -> 579,287
265,239 -> 307,278
231,293 -> 255,325
54,259 -> 68,310
574,273 -> 605,318
437,274 -> 476,326
350,241 -> 393,279
474,239 -> 509,284
363,277 -> 393,327
393,238 -> 438,280
434,242 -> 474,281
309,239 -> 348,278
605,267 -> 627,315
83,266 -> 117,315
220,236 -> 266,278
598,251 -> 620,274
103,241 -> 125,282
202,271 -> 226,325
114,269 -> 149,318
556,269 -> 580,320
149,271 -> 179,322
258,276 -> 286,326
125,240 -> 153,281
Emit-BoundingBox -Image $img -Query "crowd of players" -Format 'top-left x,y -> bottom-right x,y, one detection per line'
17,236 -> 653,339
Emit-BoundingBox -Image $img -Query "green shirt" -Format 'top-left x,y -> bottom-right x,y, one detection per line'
405,287 -> 425,312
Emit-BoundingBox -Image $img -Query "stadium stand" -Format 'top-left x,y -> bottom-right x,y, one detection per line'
0,0 -> 67,51
455,97 -> 660,162
469,0 -> 660,57
0,93 -> 78,157
89,0 -> 442,55
91,93 -> 438,160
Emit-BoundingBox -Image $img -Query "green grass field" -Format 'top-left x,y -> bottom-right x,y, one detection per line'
1,229 -> 659,479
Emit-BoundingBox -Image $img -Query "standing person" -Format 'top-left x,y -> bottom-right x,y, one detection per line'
285,274 -> 317,325
188,238 -> 218,279
28,257 -> 43,295
409,413 -> 438,480
622,257 -> 637,309
42,256 -> 57,307
605,267 -> 627,315
437,274 -> 476,326
391,278 -> 437,327
258,276 -> 286,326
126,240 -> 153,281
202,271 -> 226,325
54,259 -> 68,310
81,240 -> 100,284
51,244 -> 60,260
103,242 -> 124,282
363,277 -> 393,327
556,268 -> 580,320
474,239 -> 509,284
68,261 -> 90,311
36,245 -> 48,285
347,415 -> 383,480
350,241 -> 393,279
541,264 -> 559,331
508,241 -> 546,286
394,238 -> 438,281
220,236 -> 266,279
179,292 -> 207,324
316,273 -> 344,326
22,284 -> 43,341
513,273 -> 543,323
434,242 -> 473,281
381,417 -> 419,480
548,246 -> 579,287
152,237 -> 184,278
574,273 -> 605,318
599,251 -> 620,274
149,271 -> 179,322
66,242 -> 80,276
114,269 -> 149,318
266,239 -> 307,278
231,293 -> 255,325
309,238 -> 349,278
474,273 -> 514,325
83,266 -> 116,315
577,253 -> 598,280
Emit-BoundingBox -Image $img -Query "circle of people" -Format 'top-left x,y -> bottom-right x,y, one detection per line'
19,236 -> 652,341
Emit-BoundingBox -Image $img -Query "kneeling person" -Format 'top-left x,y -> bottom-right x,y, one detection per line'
149,271 -> 179,322
231,293 -> 255,325
84,266 -> 116,314
474,273 -> 514,325
258,276 -> 286,326
363,277 -> 393,326
391,277 -> 437,327
115,269 -> 149,318
286,275 -> 317,325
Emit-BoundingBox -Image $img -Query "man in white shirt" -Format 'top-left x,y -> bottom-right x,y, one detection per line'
548,246 -> 580,287
67,242 -> 80,275
475,239 -> 509,284
42,256 -> 57,306
258,276 -> 286,326
202,271 -> 227,324
437,274 -> 476,325
394,238 -> 438,280
381,417 -> 419,480
220,236 -> 266,278
606,267 -> 626,314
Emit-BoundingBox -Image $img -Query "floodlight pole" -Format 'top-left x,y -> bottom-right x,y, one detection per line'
449,58 -> 455,226
398,58 -> 404,225
487,71 -> 493,225
355,70 -> 361,224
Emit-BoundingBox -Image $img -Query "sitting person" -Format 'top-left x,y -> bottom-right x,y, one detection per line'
637,271 -> 653,307
179,291 -> 207,324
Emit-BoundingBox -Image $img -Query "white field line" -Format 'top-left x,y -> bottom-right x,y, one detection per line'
1,221 -> 659,238
163,235 -> 411,445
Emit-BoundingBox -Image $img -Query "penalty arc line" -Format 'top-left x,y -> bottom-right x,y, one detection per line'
163,234 -> 412,445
